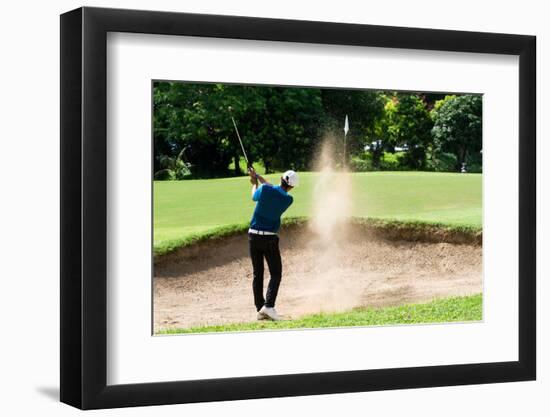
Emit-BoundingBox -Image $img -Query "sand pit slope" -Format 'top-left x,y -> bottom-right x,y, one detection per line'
154,225 -> 482,332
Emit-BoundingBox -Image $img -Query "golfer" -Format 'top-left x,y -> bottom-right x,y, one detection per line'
248,167 -> 299,321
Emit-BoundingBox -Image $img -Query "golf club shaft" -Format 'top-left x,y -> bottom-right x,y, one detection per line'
231,116 -> 250,168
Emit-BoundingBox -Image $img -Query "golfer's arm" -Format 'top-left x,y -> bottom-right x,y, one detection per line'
255,174 -> 270,185
251,184 -> 258,198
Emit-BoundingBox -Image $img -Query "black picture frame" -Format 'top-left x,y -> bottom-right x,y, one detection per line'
60,6 -> 536,410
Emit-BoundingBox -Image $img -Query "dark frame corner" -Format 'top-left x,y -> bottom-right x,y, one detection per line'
60,6 -> 536,410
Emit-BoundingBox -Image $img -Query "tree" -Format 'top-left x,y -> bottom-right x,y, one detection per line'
259,87 -> 323,172
420,93 -> 447,110
431,95 -> 482,172
153,82 -> 266,177
367,95 -> 398,169
153,82 -> 325,177
320,89 -> 385,167
155,82 -> 473,177
382,93 -> 433,169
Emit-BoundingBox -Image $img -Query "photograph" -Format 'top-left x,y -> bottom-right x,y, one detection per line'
152,81 -> 483,335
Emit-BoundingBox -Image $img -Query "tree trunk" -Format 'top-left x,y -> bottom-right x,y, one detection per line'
234,154 -> 241,175
371,148 -> 382,170
457,147 -> 466,172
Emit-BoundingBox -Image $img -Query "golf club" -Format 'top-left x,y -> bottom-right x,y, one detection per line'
228,106 -> 251,169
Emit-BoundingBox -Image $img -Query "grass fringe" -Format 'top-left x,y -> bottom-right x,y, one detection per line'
154,216 -> 481,257
158,294 -> 482,334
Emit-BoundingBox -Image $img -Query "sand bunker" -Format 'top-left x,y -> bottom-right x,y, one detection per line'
154,225 -> 482,331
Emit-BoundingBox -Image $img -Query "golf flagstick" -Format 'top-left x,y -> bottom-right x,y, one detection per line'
343,114 -> 349,168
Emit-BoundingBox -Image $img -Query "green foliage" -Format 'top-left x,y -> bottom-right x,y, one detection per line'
154,82 -> 326,176
229,157 -> 266,176
465,160 -> 483,174
425,151 -> 458,172
153,82 -> 387,177
153,148 -> 192,180
257,87 -> 324,172
381,93 -> 433,169
350,152 -> 408,172
349,155 -> 374,172
381,152 -> 406,170
153,82 -> 236,177
158,294 -> 482,334
432,94 -> 456,113
431,95 -> 483,172
381,151 -> 399,166
320,89 -> 385,166
153,82 -> 482,177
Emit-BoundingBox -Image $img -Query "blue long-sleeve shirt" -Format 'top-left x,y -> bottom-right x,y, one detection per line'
250,184 -> 293,233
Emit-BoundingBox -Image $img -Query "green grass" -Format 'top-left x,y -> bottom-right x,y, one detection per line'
158,294 -> 482,334
154,217 -> 480,256
154,171 -> 482,254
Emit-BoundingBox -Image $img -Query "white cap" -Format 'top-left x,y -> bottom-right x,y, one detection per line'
282,170 -> 299,187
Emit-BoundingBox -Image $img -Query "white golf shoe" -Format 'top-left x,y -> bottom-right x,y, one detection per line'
259,306 -> 280,321
257,311 -> 268,320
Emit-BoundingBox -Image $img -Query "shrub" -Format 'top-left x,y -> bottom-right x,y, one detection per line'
154,169 -> 176,180
426,152 -> 458,172
350,152 -> 410,172
350,155 -> 373,172
431,95 -> 482,171
380,152 -> 406,170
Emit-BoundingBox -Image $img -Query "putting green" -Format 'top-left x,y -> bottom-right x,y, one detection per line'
154,171 -> 481,252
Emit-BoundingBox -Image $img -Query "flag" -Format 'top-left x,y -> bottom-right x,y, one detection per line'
344,115 -> 349,136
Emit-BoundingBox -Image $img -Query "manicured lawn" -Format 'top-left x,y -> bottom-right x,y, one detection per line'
158,294 -> 482,334
154,171 -> 481,253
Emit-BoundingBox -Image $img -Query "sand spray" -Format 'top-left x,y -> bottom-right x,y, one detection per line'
309,137 -> 352,243
293,136 -> 364,313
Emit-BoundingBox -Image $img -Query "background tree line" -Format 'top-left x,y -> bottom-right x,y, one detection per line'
153,81 -> 482,179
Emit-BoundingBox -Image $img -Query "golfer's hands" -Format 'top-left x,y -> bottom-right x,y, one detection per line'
249,167 -> 269,185
248,167 -> 258,185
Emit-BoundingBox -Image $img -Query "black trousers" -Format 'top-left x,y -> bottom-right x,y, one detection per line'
248,233 -> 282,311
